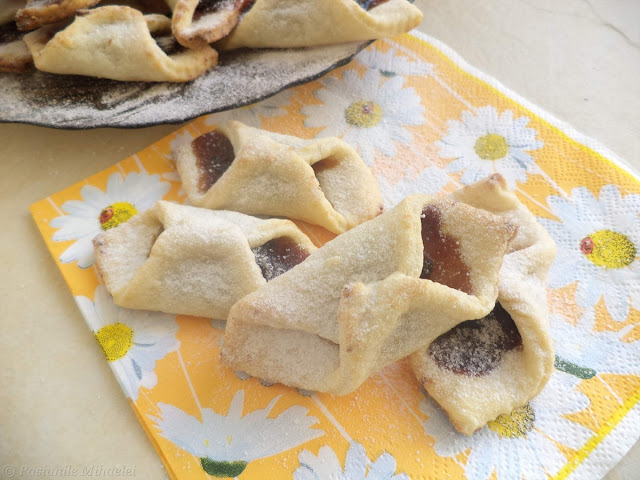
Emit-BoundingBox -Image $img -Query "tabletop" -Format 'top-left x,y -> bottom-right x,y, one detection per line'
1,1 -> 639,479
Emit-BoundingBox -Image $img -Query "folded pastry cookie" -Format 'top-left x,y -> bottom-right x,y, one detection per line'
410,174 -> 556,435
0,21 -> 32,72
166,0 -> 253,48
222,195 -> 517,395
16,0 -> 99,31
23,6 -> 218,82
175,121 -> 383,234
94,201 -> 316,319
218,0 -> 423,50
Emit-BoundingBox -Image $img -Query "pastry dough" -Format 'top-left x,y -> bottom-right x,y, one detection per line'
222,195 -> 517,395
174,121 -> 384,234
23,6 -> 218,82
16,0 -> 100,31
93,201 -> 316,319
167,0 -> 252,48
8,0 -> 421,81
410,174 -> 556,435
218,0 -> 423,50
1,0 -> 25,26
0,22 -> 32,72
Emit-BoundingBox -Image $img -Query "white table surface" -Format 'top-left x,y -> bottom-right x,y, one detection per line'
1,1 -> 639,478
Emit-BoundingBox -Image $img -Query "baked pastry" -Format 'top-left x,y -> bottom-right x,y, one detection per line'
23,6 -> 218,82
16,0 -> 99,31
1,0 -> 25,26
93,200 -> 316,319
222,195 -> 517,395
0,21 -> 32,72
166,0 -> 253,48
410,174 -> 556,435
218,0 -> 423,50
4,0 -> 421,82
174,121 -> 384,234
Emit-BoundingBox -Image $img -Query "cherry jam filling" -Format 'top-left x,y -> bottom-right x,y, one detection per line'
428,303 -> 523,376
193,131 -> 235,193
252,237 -> 309,281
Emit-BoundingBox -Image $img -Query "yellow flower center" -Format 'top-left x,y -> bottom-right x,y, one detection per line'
580,230 -> 636,269
474,133 -> 509,161
99,202 -> 138,231
345,100 -> 383,128
95,323 -> 134,361
226,435 -> 233,445
488,403 -> 535,439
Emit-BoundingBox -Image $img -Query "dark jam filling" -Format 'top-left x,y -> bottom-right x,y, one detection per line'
193,131 -> 235,193
0,23 -> 23,44
420,205 -> 473,295
355,0 -> 390,10
252,237 -> 309,281
428,303 -> 523,376
154,36 -> 185,56
193,0 -> 256,21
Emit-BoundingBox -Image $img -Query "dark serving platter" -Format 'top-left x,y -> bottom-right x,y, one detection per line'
0,41 -> 370,129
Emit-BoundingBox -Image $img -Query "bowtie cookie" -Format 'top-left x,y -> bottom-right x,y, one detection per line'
174,121 -> 383,234
410,174 -> 556,435
166,0 -> 253,48
218,0 -> 422,50
0,17 -> 32,73
23,6 -> 218,81
222,195 -> 517,394
93,201 -> 315,319
16,0 -> 99,31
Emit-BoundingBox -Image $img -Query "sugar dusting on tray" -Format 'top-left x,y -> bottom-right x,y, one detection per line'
0,41 -> 369,128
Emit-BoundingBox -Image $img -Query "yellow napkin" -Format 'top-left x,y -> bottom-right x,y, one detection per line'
31,32 -> 640,480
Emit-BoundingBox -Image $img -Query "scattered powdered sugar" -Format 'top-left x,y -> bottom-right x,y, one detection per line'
0,40 -> 369,128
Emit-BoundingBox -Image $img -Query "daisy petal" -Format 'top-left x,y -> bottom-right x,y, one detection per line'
59,236 -> 95,267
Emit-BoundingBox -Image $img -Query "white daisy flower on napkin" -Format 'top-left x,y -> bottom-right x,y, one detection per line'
551,312 -> 639,386
50,171 -> 169,268
421,373 -> 592,480
204,89 -> 295,128
76,286 -> 179,401
438,106 -> 543,188
356,46 -> 434,77
301,69 -> 424,165
150,391 -> 323,478
539,185 -> 640,322
294,441 -> 409,480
